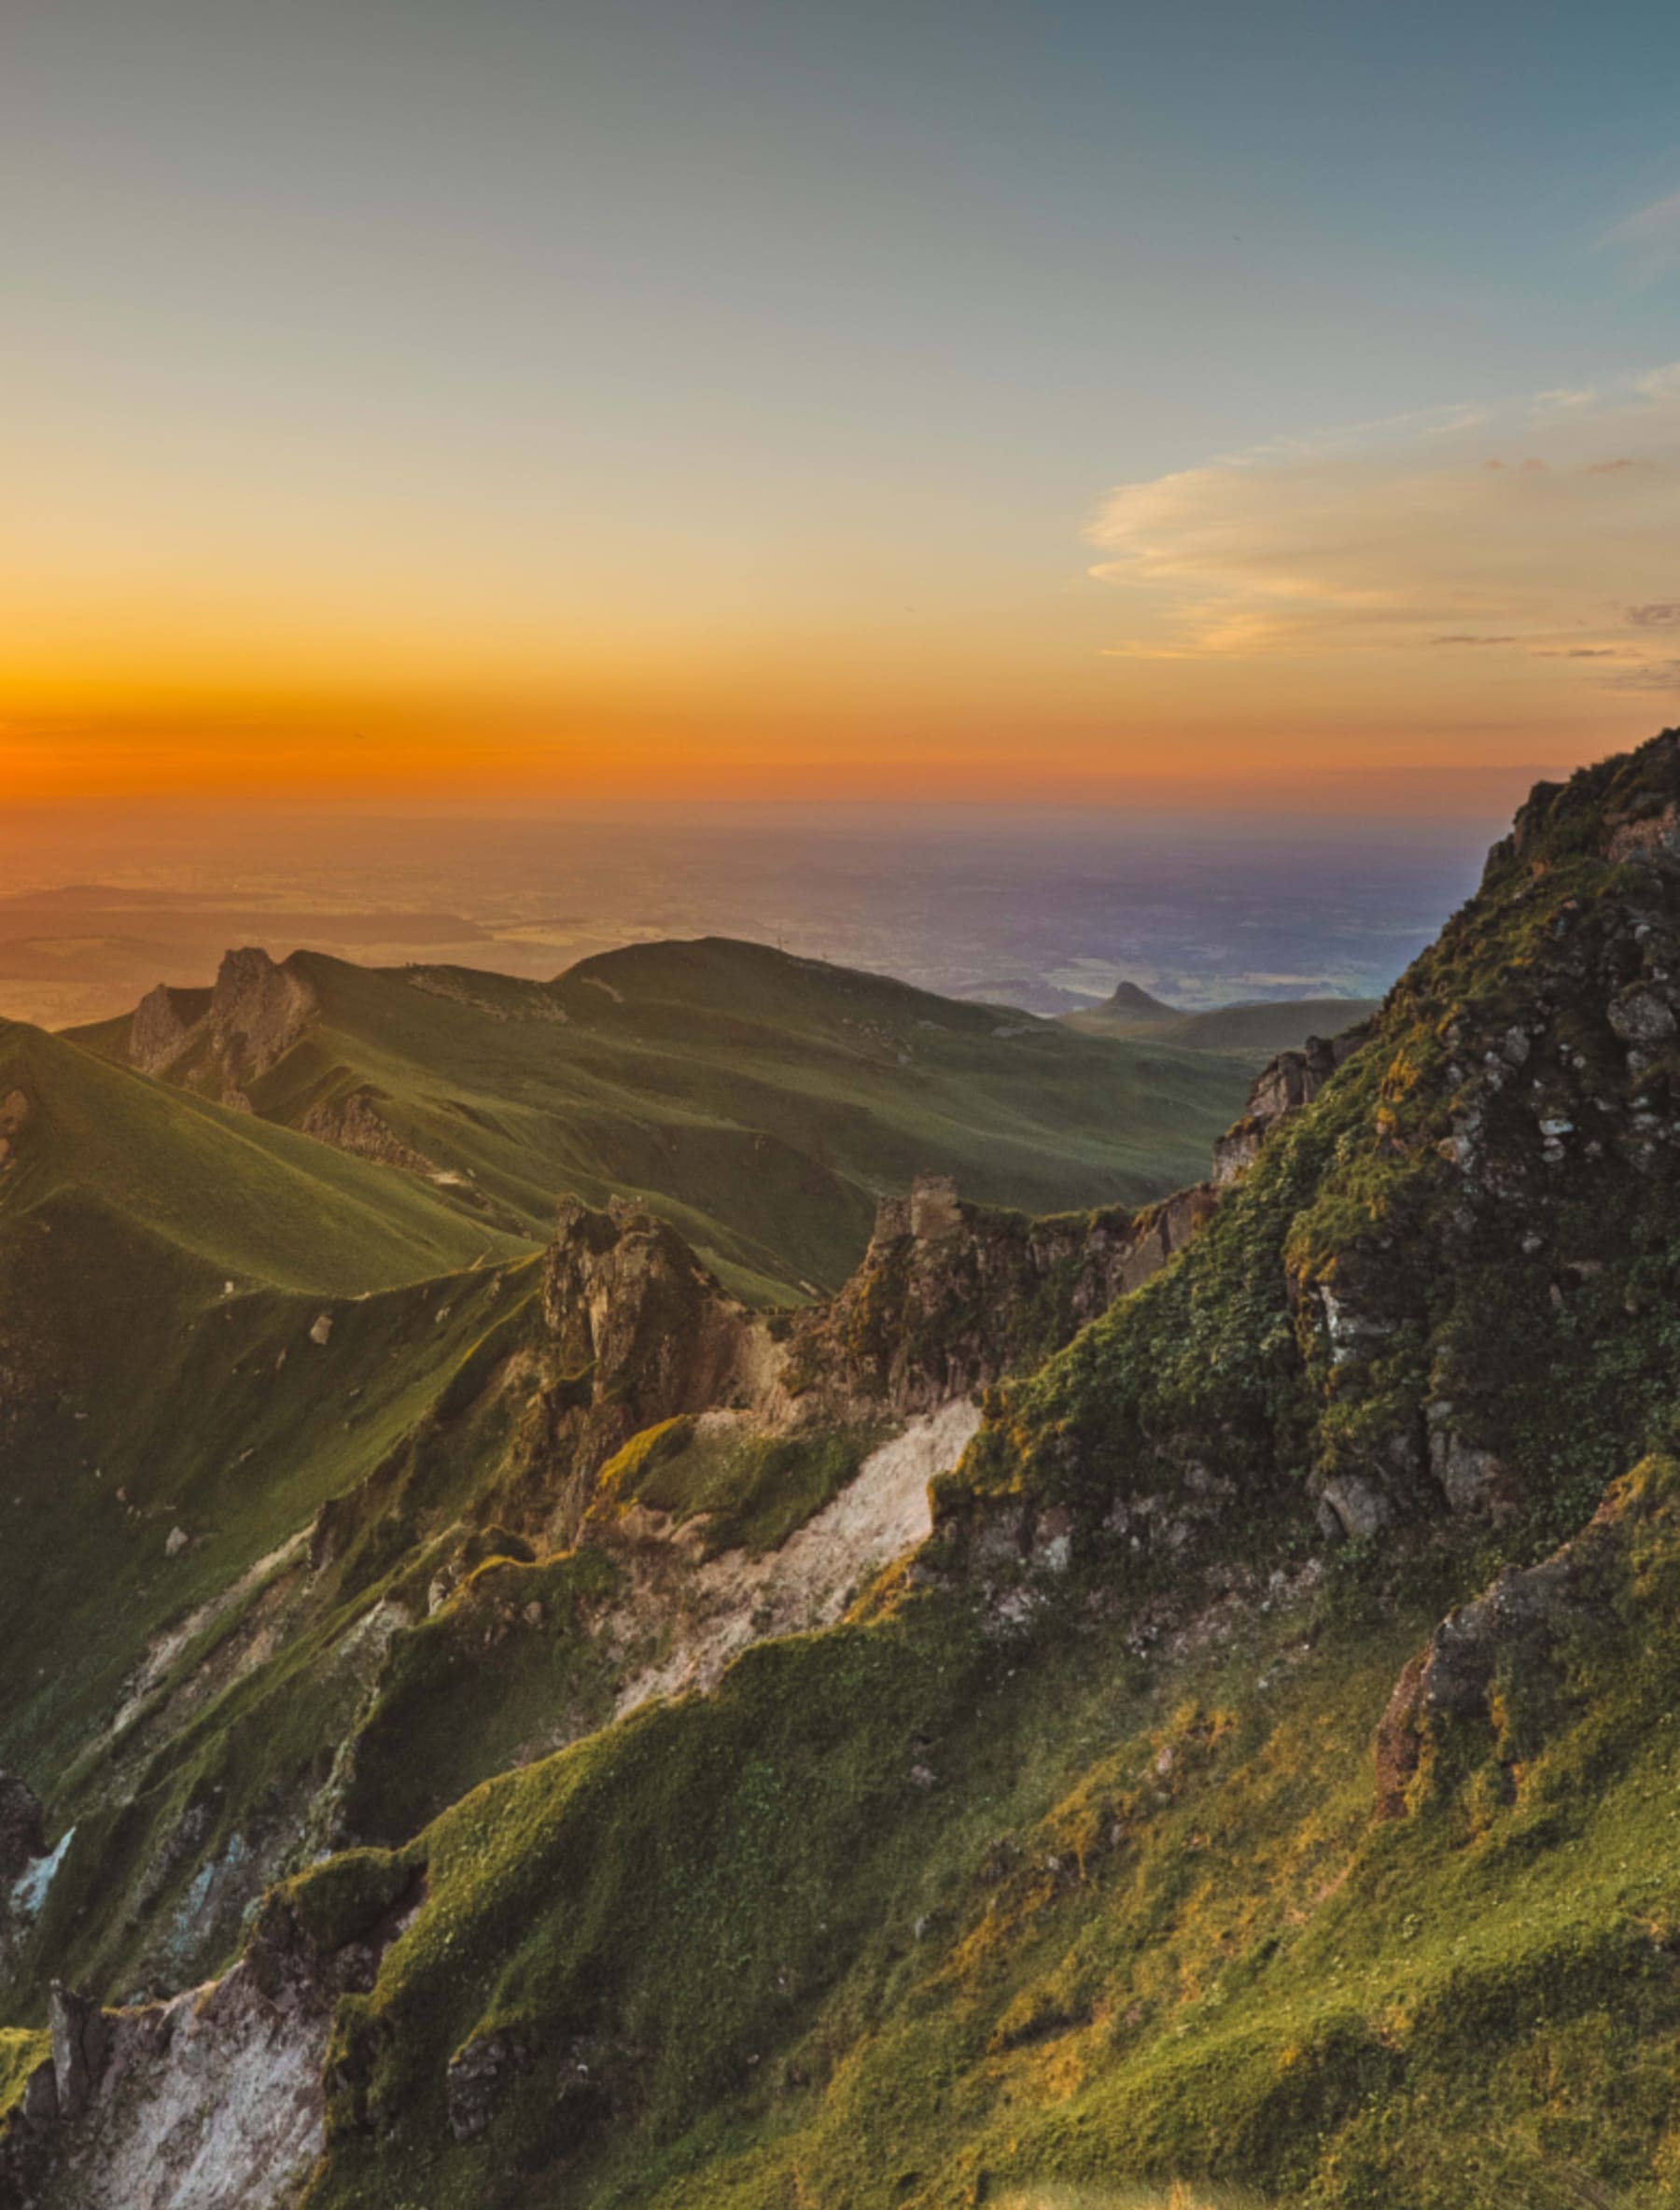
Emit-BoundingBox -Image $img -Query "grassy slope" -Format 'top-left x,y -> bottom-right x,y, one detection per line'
0,1017 -> 534,1791
1062,994 -> 1380,1062
290,1469 -> 1680,2210
251,733 -> 1680,2207
77,936 -> 1251,1299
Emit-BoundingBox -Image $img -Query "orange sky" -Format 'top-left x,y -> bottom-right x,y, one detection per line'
7,6 -> 1679,815
8,372 -> 1678,811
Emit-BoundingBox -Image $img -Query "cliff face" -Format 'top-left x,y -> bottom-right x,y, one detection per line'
0,1865 -> 419,2210
1209,1026 -> 1367,1184
789,1173 -> 1217,1416
945,729 -> 1680,1598
127,985 -> 212,1078
126,948 -> 317,1106
23,738 -> 1680,2210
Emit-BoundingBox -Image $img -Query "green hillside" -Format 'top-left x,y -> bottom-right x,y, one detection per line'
77,935 -> 1250,1299
259,727 -> 1680,2209
21,739 -> 1680,2207
1062,987 -> 1380,1061
0,1016 -> 533,1790
0,1018 -> 519,1294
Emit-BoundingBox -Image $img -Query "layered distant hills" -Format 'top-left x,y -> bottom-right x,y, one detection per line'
1060,975 -> 1381,1058
70,935 -> 1249,1300
14,742 -> 1680,2208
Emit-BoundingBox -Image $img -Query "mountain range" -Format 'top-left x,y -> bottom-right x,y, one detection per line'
7,734 -> 1680,2207
1060,979 -> 1383,1060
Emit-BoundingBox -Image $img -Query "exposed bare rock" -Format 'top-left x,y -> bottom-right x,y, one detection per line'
1315,1475 -> 1394,1542
300,1087 -> 436,1173
446,2029 -> 532,2142
1112,1182 -> 1219,1295
1606,982 -> 1678,1048
1211,1028 -> 1366,1185
531,1197 -> 763,1532
791,1172 -> 1213,1419
602,1397 -> 984,1717
1427,1415 -> 1521,1523
128,986 -> 212,1075
1603,794 -> 1680,866
49,1982 -> 110,2119
207,948 -> 317,1095
0,1088 -> 31,1173
1372,1470 -> 1642,1819
0,1869 -> 420,2209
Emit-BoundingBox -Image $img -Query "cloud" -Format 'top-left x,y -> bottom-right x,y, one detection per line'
1607,660 -> 1680,693
1603,189 -> 1680,283
1086,368 -> 1680,689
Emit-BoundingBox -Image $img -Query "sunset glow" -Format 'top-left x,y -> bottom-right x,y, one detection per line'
4,1 -> 1679,810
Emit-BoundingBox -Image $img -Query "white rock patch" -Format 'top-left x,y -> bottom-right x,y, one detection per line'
613,1396 -> 980,1716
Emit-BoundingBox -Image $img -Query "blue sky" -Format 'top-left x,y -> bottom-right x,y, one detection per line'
4,0 -> 1679,803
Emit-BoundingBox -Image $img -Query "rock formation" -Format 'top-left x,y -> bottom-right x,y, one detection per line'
300,1087 -> 435,1172
1211,1027 -> 1367,1184
126,949 -> 317,1105
128,986 -> 212,1077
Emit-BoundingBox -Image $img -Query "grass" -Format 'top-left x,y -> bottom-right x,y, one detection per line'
597,1415 -> 882,1557
276,1449 -> 1680,2210
0,2028 -> 47,2119
74,935 -> 1252,1300
0,1014 -> 552,2018
1062,994 -> 1379,1065
18,736 -> 1680,2206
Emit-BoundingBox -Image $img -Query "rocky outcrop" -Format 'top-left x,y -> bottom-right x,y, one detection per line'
126,951 -> 316,1103
445,2029 -> 532,2142
301,1087 -> 435,1173
128,986 -> 212,1076
530,1197 -> 762,1534
790,1172 -> 1215,1419
1603,792 -> 1680,867
207,949 -> 316,1098
1211,1028 -> 1366,1185
0,1869 -> 420,2210
1372,1468 -> 1645,1819
0,1090 -> 31,1175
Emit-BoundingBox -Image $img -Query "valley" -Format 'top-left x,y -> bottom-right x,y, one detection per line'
7,734 -> 1680,2207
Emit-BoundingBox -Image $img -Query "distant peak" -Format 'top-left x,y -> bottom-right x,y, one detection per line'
1100,980 -> 1178,1015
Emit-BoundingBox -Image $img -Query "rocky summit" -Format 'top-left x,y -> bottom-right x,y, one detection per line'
9,734 -> 1680,2207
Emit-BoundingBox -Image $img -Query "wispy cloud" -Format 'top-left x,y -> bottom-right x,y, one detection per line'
1603,189 -> 1680,283
1086,369 -> 1680,692
1607,659 -> 1680,693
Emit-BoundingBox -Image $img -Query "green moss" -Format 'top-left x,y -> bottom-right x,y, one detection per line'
604,1420 -> 880,1558
0,2027 -> 48,2119
278,1453 -> 1680,2209
278,1847 -> 416,1957
333,1546 -> 626,1850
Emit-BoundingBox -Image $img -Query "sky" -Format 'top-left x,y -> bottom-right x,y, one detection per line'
5,0 -> 1680,811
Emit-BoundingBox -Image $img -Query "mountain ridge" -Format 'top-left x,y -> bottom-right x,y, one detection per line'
9,732 -> 1680,2208
73,933 -> 1250,1300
